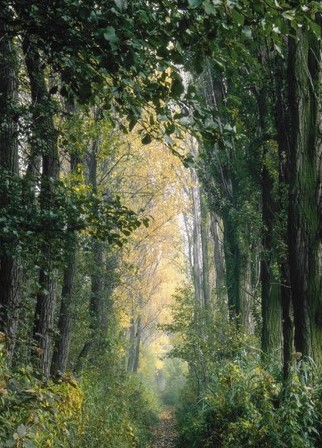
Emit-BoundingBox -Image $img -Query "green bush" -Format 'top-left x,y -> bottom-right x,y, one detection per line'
175,358 -> 322,448
168,288 -> 322,448
71,367 -> 159,448
0,340 -> 159,448
0,351 -> 83,448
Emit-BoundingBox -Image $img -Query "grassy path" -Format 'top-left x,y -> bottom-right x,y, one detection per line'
150,406 -> 177,448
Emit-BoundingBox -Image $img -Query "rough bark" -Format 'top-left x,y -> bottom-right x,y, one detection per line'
287,22 -> 322,364
281,263 -> 293,381
0,9 -> 21,360
23,36 -> 59,377
272,49 -> 295,378
51,148 -> 79,375
51,234 -> 77,375
253,84 -> 283,361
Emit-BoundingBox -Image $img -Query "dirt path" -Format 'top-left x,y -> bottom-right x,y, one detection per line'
150,407 -> 177,448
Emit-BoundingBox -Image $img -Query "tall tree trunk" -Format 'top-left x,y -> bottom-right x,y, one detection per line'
127,315 -> 136,373
222,210 -> 241,320
254,85 -> 283,362
274,51 -> 295,379
90,240 -> 104,332
260,143 -> 282,360
74,239 -> 103,373
23,36 -> 59,377
133,316 -> 141,373
200,194 -> 214,310
51,145 -> 79,375
51,234 -> 77,375
75,132 -> 104,372
287,20 -> 322,364
0,9 -> 21,361
240,252 -> 255,334
190,169 -> 205,308
211,214 -> 225,301
281,263 -> 293,381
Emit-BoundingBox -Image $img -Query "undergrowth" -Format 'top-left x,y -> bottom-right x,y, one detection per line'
166,286 -> 322,448
176,358 -> 322,448
0,341 -> 159,448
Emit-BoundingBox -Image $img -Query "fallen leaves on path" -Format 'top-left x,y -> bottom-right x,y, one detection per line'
150,407 -> 177,448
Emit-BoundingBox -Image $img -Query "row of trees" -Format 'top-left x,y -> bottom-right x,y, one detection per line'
0,0 -> 191,377
176,0 -> 322,381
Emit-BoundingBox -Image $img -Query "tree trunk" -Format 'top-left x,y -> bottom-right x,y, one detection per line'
281,262 -> 293,381
0,9 -> 21,361
273,51 -> 295,379
222,210 -> 241,320
253,85 -> 284,362
240,253 -> 255,334
133,316 -> 141,373
260,146 -> 282,360
23,36 -> 59,377
287,21 -> 322,364
190,169 -> 205,307
200,194 -> 214,310
211,214 -> 225,301
51,234 -> 77,375
75,133 -> 104,372
51,148 -> 79,375
127,316 -> 136,373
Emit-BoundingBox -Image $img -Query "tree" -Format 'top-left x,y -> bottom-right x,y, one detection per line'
287,10 -> 322,364
0,5 -> 21,361
22,30 -> 60,376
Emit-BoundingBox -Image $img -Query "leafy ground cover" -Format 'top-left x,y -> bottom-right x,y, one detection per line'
150,407 -> 177,448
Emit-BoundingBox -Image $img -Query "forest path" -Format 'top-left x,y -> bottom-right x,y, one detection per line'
150,406 -> 177,448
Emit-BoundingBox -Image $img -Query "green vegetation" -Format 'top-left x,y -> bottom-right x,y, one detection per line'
167,288 -> 322,448
0,0 -> 321,446
0,325 -> 159,448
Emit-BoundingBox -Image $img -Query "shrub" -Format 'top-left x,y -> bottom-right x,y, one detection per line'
0,351 -> 83,448
175,358 -> 322,448
0,342 -> 158,448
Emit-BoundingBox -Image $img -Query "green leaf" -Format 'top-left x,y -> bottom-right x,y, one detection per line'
188,0 -> 202,8
253,1 -> 264,14
274,43 -> 283,56
242,27 -> 252,38
231,9 -> 245,26
282,9 -> 296,21
307,19 -> 321,38
17,424 -> 26,438
179,116 -> 192,126
114,0 -> 128,10
203,1 -> 217,15
24,440 -> 36,448
103,27 -> 119,50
